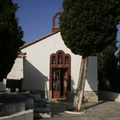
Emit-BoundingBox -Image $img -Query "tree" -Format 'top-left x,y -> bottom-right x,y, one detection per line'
98,40 -> 120,93
60,0 -> 120,110
98,40 -> 118,91
116,42 -> 120,69
0,0 -> 24,81
110,42 -> 120,92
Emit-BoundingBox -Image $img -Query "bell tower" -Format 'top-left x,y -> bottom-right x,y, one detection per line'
52,11 -> 62,32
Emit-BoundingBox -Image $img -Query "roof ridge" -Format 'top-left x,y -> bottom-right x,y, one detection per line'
20,30 -> 60,49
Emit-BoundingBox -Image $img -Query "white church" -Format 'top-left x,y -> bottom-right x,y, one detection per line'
6,12 -> 98,102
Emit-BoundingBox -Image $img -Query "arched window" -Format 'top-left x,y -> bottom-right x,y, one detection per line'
58,52 -> 62,64
65,56 -> 69,65
52,56 -> 56,65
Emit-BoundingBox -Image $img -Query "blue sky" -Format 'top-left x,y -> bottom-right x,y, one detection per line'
13,0 -> 120,46
116,25 -> 120,55
13,0 -> 62,44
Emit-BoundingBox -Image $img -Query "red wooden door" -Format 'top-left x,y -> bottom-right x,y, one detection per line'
52,68 -> 68,98
52,69 -> 61,98
50,50 -> 71,99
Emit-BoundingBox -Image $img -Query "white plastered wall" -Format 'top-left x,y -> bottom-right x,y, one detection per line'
21,32 -> 98,92
7,56 -> 24,80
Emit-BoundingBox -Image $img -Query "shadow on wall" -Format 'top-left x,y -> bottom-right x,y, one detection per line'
68,57 -> 98,102
86,57 -> 98,91
22,59 -> 49,97
71,57 -> 98,91
71,76 -> 75,91
72,57 -> 98,102
69,77 -> 76,101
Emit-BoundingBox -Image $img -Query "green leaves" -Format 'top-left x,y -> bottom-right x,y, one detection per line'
60,0 -> 120,57
0,0 -> 24,81
98,40 -> 120,91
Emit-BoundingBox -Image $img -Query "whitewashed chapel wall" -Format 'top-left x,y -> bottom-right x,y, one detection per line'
21,32 -> 98,101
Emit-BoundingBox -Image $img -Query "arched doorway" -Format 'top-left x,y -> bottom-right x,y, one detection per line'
50,50 -> 71,98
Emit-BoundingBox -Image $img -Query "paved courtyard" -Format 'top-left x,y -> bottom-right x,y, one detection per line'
41,99 -> 120,120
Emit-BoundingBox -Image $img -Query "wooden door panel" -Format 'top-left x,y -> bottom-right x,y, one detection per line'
53,91 -> 60,98
52,69 -> 61,98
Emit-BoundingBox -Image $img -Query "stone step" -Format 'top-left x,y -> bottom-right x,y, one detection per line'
34,112 -> 51,118
45,104 -> 50,107
34,101 -> 46,107
34,98 -> 47,102
34,101 -> 49,107
29,94 -> 41,101
25,98 -> 34,109
34,106 -> 50,113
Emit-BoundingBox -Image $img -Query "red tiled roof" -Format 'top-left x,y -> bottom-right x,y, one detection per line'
20,30 -> 60,49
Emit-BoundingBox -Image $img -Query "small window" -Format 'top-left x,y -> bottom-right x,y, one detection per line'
58,52 -> 62,64
65,56 -> 69,65
52,56 -> 56,65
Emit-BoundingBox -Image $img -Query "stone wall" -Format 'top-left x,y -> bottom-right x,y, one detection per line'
0,110 -> 33,120
68,91 -> 98,102
37,90 -> 98,102
0,102 -> 25,116
83,91 -> 98,102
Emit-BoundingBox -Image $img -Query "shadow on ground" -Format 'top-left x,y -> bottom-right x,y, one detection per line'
48,99 -> 73,116
48,99 -> 108,117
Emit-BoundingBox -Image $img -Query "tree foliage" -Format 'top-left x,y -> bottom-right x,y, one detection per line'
60,0 -> 120,57
98,40 -> 119,91
60,0 -> 120,110
0,0 -> 24,81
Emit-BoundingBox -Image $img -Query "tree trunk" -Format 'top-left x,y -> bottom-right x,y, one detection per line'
73,56 -> 88,110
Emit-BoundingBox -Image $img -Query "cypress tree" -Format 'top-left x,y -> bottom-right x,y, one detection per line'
0,0 -> 24,81
98,41 -> 118,91
60,0 -> 120,110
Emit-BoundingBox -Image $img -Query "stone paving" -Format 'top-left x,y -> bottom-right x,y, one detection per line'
38,99 -> 120,120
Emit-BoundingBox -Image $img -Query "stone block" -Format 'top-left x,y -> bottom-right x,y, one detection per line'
68,91 -> 98,102
83,91 -> 98,102
0,102 -> 25,116
34,107 -> 50,113
34,101 -> 46,107
0,110 -> 33,120
34,98 -> 47,102
30,94 -> 41,101
34,112 -> 51,118
25,98 -> 34,110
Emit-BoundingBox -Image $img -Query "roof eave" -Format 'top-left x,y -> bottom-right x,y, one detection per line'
20,30 -> 60,49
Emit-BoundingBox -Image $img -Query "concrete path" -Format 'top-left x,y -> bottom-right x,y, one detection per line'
40,99 -> 120,120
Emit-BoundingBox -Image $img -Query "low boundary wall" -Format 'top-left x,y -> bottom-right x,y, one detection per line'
99,91 -> 120,102
0,110 -> 33,120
